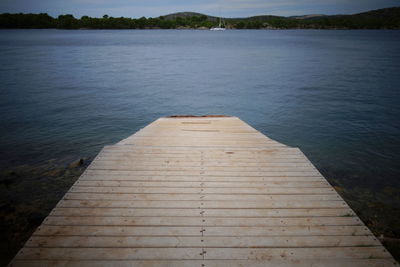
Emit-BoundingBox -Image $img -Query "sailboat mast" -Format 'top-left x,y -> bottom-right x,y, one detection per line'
210,6 -> 226,30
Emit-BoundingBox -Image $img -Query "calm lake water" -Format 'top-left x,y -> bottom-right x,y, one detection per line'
0,29 -> 400,263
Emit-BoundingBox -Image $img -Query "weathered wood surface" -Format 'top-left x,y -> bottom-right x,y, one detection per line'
10,116 -> 398,267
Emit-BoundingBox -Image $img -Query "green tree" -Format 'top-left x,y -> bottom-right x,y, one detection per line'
57,14 -> 79,29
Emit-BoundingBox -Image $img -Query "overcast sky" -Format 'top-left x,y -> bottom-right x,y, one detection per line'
0,0 -> 398,18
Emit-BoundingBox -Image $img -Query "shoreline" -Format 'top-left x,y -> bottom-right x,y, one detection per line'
1,28 -> 400,30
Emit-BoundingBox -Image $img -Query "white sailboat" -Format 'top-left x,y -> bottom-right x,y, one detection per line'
210,17 -> 226,31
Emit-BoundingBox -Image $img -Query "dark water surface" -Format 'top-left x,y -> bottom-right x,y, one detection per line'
1,29 -> 400,263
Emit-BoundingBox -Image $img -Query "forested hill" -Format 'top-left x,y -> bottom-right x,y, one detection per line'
0,7 -> 399,29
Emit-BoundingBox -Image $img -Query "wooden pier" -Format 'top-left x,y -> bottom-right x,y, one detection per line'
10,116 -> 397,266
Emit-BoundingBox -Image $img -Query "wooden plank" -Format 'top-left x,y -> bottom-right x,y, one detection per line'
84,170 -> 330,177
203,226 -> 371,236
34,225 -> 203,236
50,207 -> 354,217
13,247 -> 391,261
103,146 -> 297,151
10,259 -> 398,267
63,192 -> 341,201
86,168 -> 320,175
74,181 -> 329,188
99,147 -> 301,152
70,186 -> 335,194
82,170 -> 322,177
34,225 -> 370,237
99,148 -> 303,153
43,216 -> 361,226
204,247 -> 393,260
92,153 -> 306,160
93,157 -> 310,163
13,248 -> 203,260
111,143 -> 288,148
57,199 -> 348,209
91,160 -> 313,167
26,235 -> 380,248
79,175 -> 325,182
97,153 -> 306,159
122,136 -> 277,141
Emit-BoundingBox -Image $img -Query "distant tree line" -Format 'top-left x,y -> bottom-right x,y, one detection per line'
0,13 -> 214,29
0,8 -> 399,30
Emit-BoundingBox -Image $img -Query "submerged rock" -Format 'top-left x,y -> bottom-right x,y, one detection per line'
0,171 -> 21,187
68,158 -> 86,169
